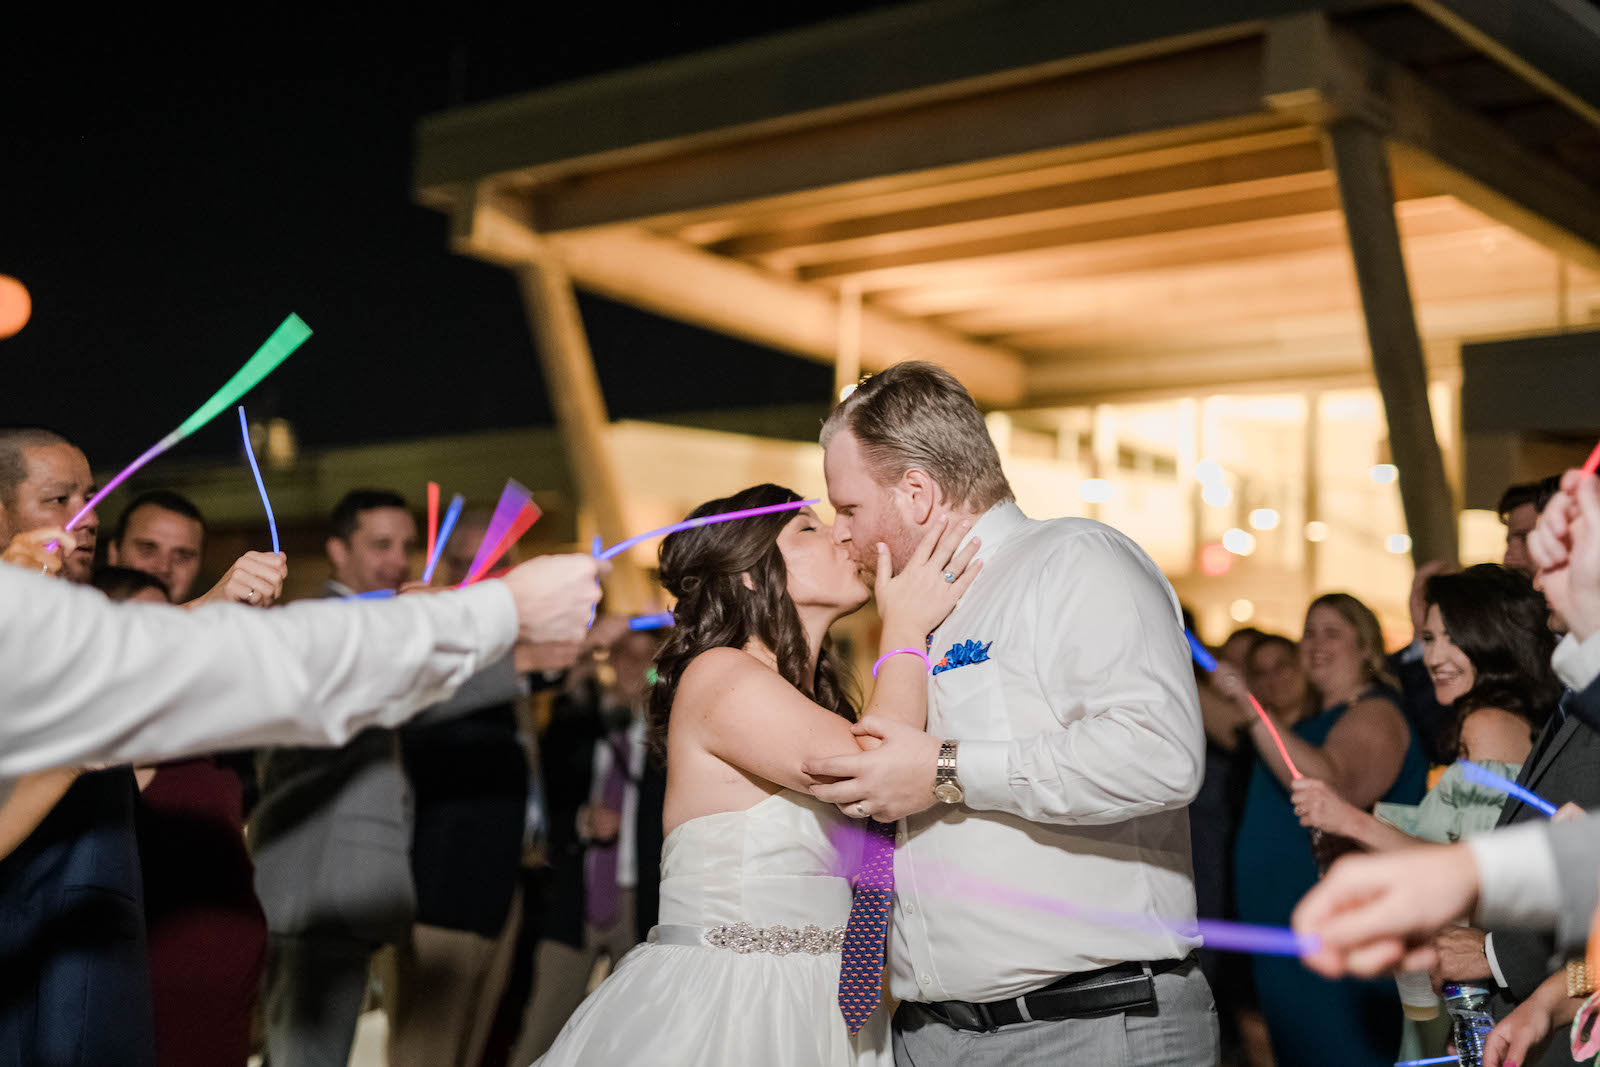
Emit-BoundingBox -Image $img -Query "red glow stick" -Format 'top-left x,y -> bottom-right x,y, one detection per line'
426,482 -> 439,567
1583,440 -> 1600,477
1187,630 -> 1302,779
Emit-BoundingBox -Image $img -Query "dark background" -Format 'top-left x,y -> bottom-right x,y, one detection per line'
1,7 -> 901,466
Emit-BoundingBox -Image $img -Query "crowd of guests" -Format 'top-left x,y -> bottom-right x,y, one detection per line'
1190,474 -> 1600,1066
3,419 -> 1597,1067
0,427 -> 662,1067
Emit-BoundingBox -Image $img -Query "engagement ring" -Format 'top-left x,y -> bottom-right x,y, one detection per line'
942,571 -> 956,583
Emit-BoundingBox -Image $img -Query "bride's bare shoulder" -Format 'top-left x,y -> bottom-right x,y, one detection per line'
675,647 -> 769,711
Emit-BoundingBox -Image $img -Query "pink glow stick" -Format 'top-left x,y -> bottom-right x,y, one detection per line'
462,501 -> 542,586
1583,440 -> 1600,477
461,479 -> 532,583
1187,630 -> 1302,779
597,499 -> 818,561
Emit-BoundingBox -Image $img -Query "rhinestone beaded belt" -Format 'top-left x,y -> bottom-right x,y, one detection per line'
649,922 -> 845,955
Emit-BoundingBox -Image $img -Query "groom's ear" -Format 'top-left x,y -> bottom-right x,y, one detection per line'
898,468 -> 941,526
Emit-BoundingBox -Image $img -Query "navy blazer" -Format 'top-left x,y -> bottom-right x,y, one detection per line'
0,768 -> 153,1066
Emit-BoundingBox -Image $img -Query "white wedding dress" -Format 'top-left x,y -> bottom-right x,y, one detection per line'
533,789 -> 892,1066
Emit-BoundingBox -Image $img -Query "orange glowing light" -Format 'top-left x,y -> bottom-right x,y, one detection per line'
0,276 -> 31,339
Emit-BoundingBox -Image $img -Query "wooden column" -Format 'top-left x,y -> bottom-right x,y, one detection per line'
516,256 -> 654,610
1325,119 -> 1459,567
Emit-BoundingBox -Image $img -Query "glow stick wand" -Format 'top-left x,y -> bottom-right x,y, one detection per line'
61,314 -> 312,534
461,501 -> 541,587
1583,440 -> 1600,476
1186,630 -> 1303,779
1456,760 -> 1557,817
630,612 -> 674,630
421,494 -> 465,585
237,406 -> 279,553
595,499 -> 819,561
1394,1056 -> 1457,1066
426,482 -> 440,569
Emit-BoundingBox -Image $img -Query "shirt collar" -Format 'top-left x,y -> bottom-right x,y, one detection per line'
325,579 -> 357,599
964,499 -> 1028,562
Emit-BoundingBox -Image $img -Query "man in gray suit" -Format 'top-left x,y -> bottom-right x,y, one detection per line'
252,489 -> 419,1067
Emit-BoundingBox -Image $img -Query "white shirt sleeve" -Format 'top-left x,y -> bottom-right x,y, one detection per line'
1483,933 -> 1509,989
1552,631 -> 1600,693
958,528 -> 1206,824
1469,822 -> 1563,931
0,566 -> 518,779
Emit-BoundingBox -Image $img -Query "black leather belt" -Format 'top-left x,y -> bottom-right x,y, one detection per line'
908,954 -> 1194,1033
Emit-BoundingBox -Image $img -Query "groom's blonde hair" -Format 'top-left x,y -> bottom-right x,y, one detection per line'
820,361 -> 1012,512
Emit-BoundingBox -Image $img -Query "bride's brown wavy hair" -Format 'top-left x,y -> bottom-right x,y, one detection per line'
649,484 -> 858,762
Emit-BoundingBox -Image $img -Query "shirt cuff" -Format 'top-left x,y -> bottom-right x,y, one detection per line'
1469,823 -> 1562,931
955,739 -> 1012,813
1552,631 -> 1600,693
1483,933 -> 1509,989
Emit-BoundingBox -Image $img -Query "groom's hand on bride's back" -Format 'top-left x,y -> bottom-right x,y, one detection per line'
804,718 -> 943,823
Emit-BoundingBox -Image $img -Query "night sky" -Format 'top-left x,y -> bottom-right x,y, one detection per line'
3,8 -> 899,466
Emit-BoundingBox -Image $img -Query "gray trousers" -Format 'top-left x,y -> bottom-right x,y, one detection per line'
894,959 -> 1219,1067
261,932 -> 377,1067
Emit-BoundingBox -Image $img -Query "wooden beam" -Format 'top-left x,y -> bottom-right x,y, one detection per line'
709,140 -> 1329,261
521,39 -> 1282,234
542,227 -> 1028,407
1021,336 -> 1462,407
515,258 -> 656,612
673,127 -> 1322,247
1325,118 -> 1458,567
1383,63 -> 1600,273
1261,13 -> 1600,272
871,198 -> 1496,316
944,225 -> 1565,338
795,183 -> 1347,283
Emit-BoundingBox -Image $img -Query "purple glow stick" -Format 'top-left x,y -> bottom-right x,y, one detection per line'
1394,1057 -> 1457,1066
462,480 -> 531,586
597,499 -> 819,561
827,823 -> 1318,958
237,407 -> 279,553
629,612 -> 674,630
64,434 -> 176,534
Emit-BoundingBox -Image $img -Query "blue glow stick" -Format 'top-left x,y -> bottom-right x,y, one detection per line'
1185,630 -> 1218,671
1394,1056 -> 1457,1066
237,406 -> 279,553
348,589 -> 396,600
629,612 -> 674,631
421,494 -> 464,584
1457,760 -> 1557,817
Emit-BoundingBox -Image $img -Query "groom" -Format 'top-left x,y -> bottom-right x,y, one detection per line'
806,362 -> 1216,1066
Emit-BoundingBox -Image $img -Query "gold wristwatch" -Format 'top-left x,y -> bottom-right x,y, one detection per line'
933,740 -> 963,804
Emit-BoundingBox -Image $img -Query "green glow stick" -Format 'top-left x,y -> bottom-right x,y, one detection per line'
64,314 -> 311,531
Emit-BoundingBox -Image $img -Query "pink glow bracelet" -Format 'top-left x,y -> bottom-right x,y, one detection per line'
871,647 -> 931,679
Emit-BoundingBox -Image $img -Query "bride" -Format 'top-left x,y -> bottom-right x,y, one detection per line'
534,483 -> 980,1066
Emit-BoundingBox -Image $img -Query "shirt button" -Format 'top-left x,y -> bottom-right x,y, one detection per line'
896,830 -> 907,844
905,902 -> 916,914
919,973 -> 932,986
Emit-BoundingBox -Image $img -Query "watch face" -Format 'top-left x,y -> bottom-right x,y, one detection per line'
933,782 -> 964,804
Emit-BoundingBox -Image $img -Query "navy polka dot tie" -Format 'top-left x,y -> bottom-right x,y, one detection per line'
838,817 -> 895,1034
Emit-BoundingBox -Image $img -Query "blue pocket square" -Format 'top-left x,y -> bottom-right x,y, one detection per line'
931,639 -> 992,676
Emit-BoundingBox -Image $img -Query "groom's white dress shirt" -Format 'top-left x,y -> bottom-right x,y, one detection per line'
890,501 -> 1206,1003
0,564 -> 516,794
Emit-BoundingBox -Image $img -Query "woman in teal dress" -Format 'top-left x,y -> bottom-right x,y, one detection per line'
1290,565 -> 1559,1061
1224,593 -> 1428,1067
